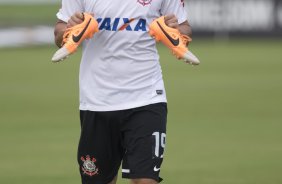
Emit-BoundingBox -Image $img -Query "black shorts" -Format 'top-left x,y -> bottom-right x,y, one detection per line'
78,103 -> 167,184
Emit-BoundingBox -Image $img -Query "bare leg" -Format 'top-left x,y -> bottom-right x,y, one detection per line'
108,175 -> 118,184
130,178 -> 158,184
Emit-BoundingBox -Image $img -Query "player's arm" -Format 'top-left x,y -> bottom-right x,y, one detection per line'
54,12 -> 84,47
164,14 -> 192,37
178,20 -> 192,37
54,20 -> 67,47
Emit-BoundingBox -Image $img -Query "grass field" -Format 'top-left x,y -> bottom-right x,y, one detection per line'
0,39 -> 282,184
0,4 -> 59,27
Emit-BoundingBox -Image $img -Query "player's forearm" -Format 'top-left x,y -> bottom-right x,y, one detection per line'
54,20 -> 67,48
179,20 -> 192,37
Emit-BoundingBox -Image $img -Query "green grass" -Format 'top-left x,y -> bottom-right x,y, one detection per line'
0,4 -> 60,27
0,39 -> 282,184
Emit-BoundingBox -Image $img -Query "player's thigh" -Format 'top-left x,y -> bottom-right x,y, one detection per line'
130,178 -> 158,184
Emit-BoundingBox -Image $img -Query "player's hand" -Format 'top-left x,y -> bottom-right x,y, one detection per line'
67,12 -> 84,28
164,14 -> 179,29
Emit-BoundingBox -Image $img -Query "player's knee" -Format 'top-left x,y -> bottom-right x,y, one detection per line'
130,178 -> 158,184
107,175 -> 118,184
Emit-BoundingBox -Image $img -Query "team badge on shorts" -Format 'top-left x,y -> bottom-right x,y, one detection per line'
137,0 -> 152,6
81,155 -> 99,176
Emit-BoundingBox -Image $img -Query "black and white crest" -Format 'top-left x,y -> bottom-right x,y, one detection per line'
81,155 -> 99,176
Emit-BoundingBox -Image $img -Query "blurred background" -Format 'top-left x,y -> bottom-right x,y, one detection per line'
0,0 -> 281,184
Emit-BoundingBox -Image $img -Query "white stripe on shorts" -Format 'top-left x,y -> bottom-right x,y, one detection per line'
122,169 -> 130,173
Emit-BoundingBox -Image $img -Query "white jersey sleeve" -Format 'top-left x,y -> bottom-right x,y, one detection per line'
160,0 -> 187,24
56,0 -> 84,22
56,0 -> 176,111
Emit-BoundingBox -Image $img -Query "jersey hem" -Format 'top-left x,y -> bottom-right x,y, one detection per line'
79,99 -> 167,112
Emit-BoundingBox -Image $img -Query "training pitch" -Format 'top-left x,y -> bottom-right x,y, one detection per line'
0,39 -> 282,184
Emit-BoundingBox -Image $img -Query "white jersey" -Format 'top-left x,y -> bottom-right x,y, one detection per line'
57,0 -> 187,111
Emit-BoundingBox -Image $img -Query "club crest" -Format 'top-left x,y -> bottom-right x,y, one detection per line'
137,0 -> 152,6
81,155 -> 99,176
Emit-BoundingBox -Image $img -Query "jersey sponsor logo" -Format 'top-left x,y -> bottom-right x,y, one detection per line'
137,0 -> 152,6
156,21 -> 180,46
81,155 -> 99,176
97,18 -> 147,32
72,18 -> 92,43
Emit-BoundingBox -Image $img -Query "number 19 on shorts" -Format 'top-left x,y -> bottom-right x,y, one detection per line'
152,132 -> 166,158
